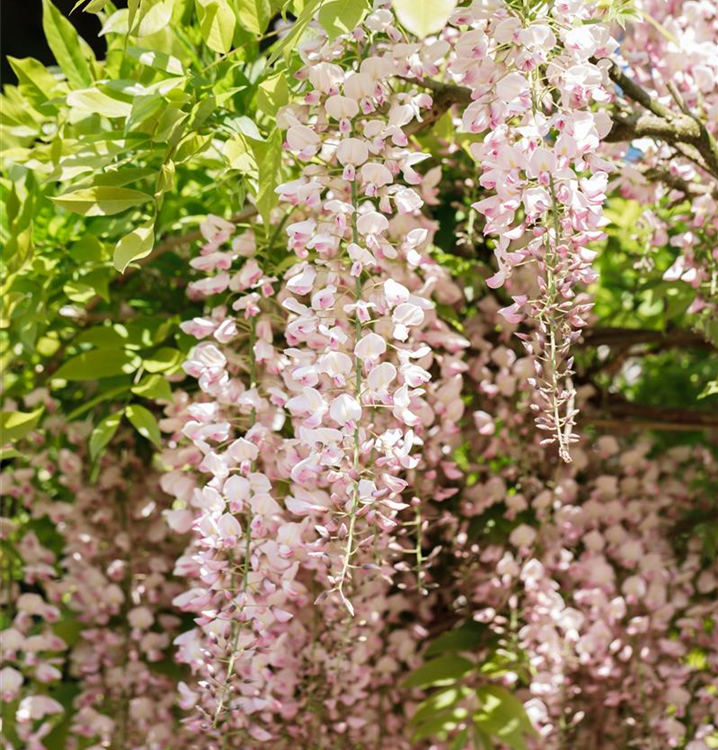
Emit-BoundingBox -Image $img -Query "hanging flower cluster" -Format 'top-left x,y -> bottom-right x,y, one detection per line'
607,0 -> 718,339
51,436 -> 186,749
0,408 -> 67,750
162,4 -> 480,743
0,405 -> 184,750
421,298 -> 718,749
453,435 -> 718,749
162,217 -> 305,744
512,441 -> 718,749
275,1 -> 446,615
449,0 -> 616,460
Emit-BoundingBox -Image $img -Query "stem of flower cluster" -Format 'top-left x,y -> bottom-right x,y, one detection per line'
336,180 -> 363,612
545,176 -> 573,463
214,316 -> 257,725
415,505 -> 425,593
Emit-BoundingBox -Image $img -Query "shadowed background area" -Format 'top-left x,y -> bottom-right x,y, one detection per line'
1,0 -> 121,85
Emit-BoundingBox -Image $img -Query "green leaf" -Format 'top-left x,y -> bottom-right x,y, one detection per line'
174,133 -> 213,163
126,94 -> 165,131
52,617 -> 84,649
250,128 -> 283,227
76,326 -> 128,349
698,379 -> 718,400
143,347 -> 183,374
95,167 -> 156,188
67,88 -> 133,118
233,115 -> 264,140
156,161 -> 176,196
450,728 -> 470,750
53,349 -> 140,381
237,0 -> 272,35
474,686 -> 537,750
99,8 -> 130,36
128,0 -> 140,30
42,0 -> 94,89
126,47 -> 185,75
0,408 -> 44,444
63,281 -> 96,304
412,687 -> 472,727
8,57 -> 61,105
4,224 -> 34,275
52,186 -> 152,217
131,373 -> 173,401
78,0 -> 111,12
89,411 -> 123,460
411,709 -> 468,742
317,0 -> 370,40
133,0 -> 175,36
225,132 -> 258,173
393,0 -> 457,38
267,0 -> 321,64
114,218 -> 156,273
405,655 -> 474,689
474,727 -> 495,750
67,386 -> 130,421
426,621 -> 486,657
196,0 -> 236,54
257,70 -> 289,118
189,96 -> 217,130
126,403 -> 162,447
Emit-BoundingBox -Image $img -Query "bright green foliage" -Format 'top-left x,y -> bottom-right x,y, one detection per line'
89,410 -> 123,459
473,686 -> 538,750
408,625 -> 537,748
53,349 -> 141,380
52,186 -> 153,216
42,0 -> 95,88
0,408 -> 45,444
393,0 -> 457,37
114,218 -> 155,271
126,403 -> 162,446
405,654 -> 475,689
237,0 -> 274,36
317,0 -> 372,40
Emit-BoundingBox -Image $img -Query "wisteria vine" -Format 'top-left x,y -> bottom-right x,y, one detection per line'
2,1 -> 718,749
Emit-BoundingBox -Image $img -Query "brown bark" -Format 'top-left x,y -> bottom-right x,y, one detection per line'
580,327 -> 714,351
409,61 -> 718,181
583,401 -> 718,432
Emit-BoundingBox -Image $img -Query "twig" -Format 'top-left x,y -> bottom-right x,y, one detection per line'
404,78 -> 472,136
602,60 -> 718,178
407,66 -> 718,179
583,402 -> 718,432
643,168 -> 718,199
85,206 -> 259,313
580,327 -> 715,351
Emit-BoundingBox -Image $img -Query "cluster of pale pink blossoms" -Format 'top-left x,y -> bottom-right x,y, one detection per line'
3,1 -> 718,749
611,0 -> 718,335
160,4 -> 477,743
448,0 -> 617,460
0,406 -> 184,750
452,314 -> 718,748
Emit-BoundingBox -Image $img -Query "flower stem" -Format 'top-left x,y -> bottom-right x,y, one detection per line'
336,180 -> 363,612
214,315 -> 257,724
